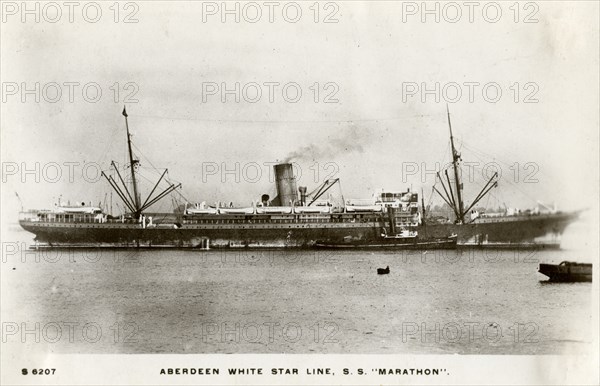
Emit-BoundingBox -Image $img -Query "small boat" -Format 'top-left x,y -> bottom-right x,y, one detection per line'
345,204 -> 382,212
381,229 -> 417,239
459,241 -> 561,250
186,202 -> 218,215
54,206 -> 103,214
377,266 -> 390,275
315,234 -> 457,249
218,207 -> 255,215
186,207 -> 218,215
294,206 -> 331,214
538,261 -> 592,282
256,206 -> 293,214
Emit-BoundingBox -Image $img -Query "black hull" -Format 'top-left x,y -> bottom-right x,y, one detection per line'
19,210 -> 580,248
20,221 -> 382,248
420,211 -> 579,243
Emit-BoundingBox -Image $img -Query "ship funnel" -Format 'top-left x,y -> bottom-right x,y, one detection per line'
272,163 -> 298,206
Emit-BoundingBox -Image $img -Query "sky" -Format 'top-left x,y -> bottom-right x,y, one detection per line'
1,1 -> 599,221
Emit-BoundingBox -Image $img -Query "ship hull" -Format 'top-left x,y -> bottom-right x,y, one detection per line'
19,211 -> 580,248
20,221 -> 383,248
419,211 -> 579,243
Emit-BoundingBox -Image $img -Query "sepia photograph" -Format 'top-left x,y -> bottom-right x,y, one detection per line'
1,1 -> 598,384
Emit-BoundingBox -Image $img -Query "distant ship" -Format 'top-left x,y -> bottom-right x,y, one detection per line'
19,107 -> 580,249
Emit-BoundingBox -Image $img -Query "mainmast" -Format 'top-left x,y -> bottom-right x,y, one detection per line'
123,106 -> 141,218
432,107 -> 498,224
447,105 -> 464,224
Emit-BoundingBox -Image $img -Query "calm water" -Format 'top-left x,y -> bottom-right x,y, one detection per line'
1,219 -> 595,355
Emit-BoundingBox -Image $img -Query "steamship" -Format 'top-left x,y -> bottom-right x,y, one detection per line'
18,108 -> 580,248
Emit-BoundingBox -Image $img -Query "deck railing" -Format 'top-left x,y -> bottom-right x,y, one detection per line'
19,212 -> 134,224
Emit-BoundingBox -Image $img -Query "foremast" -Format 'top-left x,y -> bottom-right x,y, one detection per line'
123,107 -> 141,214
101,107 -> 181,220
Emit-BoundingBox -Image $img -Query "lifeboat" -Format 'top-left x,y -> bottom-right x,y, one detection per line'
186,207 -> 218,215
54,206 -> 103,214
345,204 -> 382,212
256,206 -> 293,214
218,207 -> 255,215
294,206 -> 331,214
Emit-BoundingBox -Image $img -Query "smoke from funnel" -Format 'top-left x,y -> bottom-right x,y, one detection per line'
283,125 -> 367,163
